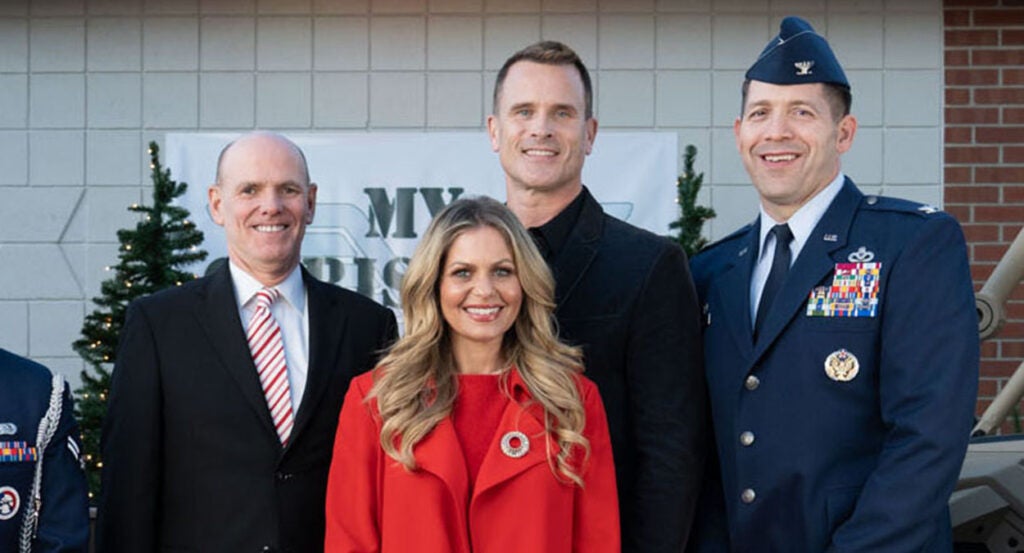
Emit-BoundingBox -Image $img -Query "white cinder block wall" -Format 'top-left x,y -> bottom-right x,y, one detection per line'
0,0 -> 942,382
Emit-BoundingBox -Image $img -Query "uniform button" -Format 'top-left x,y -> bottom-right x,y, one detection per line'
739,431 -> 755,446
741,488 -> 756,504
745,375 -> 760,390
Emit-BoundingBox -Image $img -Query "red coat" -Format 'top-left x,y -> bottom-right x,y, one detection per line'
324,368 -> 620,553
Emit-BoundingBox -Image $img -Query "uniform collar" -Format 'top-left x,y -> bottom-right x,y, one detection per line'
758,171 -> 846,260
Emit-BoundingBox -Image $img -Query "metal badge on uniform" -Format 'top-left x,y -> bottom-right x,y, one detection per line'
918,205 -> 939,214
847,247 -> 874,263
795,60 -> 814,76
500,431 -> 530,459
825,349 -> 859,382
806,259 -> 881,318
0,486 -> 19,520
0,423 -> 15,436
0,441 -> 37,463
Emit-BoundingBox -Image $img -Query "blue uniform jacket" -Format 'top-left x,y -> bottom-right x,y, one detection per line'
0,349 -> 89,553
689,179 -> 979,552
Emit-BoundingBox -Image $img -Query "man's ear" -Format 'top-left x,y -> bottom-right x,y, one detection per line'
487,114 -> 501,153
208,185 -> 225,226
584,117 -> 598,155
305,183 -> 317,224
836,114 -> 858,155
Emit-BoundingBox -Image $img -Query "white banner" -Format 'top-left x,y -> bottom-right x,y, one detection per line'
167,132 -> 677,311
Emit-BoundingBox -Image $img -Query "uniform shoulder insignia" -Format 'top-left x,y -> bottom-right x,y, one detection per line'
862,195 -> 942,217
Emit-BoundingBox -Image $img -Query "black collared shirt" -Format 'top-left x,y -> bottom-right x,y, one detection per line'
527,190 -> 586,262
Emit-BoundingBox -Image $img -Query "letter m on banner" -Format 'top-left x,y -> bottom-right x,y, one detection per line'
364,187 -> 464,239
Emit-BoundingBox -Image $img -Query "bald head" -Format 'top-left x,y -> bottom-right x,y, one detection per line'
215,132 -> 310,187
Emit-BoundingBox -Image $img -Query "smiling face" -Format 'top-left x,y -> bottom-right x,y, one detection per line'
208,133 -> 317,286
488,61 -> 597,201
735,81 -> 857,222
439,225 -> 523,366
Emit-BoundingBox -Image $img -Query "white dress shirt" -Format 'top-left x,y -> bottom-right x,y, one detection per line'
749,172 -> 846,325
230,262 -> 310,411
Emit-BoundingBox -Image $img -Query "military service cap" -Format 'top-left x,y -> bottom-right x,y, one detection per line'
746,16 -> 849,89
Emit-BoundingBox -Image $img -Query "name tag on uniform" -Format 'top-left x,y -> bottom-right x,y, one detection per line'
0,441 -> 37,463
806,262 -> 881,317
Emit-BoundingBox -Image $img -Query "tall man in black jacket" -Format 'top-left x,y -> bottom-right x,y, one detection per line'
488,41 -> 707,552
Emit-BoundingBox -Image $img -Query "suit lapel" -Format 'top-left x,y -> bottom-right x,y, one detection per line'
551,188 -> 602,311
288,270 -> 348,446
752,179 -> 862,361
472,371 -> 551,499
714,223 -> 759,362
195,264 -> 280,440
412,370 -> 552,506
414,415 -> 471,505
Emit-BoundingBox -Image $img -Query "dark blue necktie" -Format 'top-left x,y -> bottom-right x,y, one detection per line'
754,224 -> 793,341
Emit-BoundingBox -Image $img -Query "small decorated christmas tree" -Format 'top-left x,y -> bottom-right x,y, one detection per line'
669,144 -> 716,257
72,142 -> 207,498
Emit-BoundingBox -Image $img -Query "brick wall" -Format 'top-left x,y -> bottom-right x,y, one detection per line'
944,0 -> 1024,431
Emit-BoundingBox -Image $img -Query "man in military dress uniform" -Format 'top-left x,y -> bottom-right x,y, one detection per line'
689,16 -> 978,552
0,349 -> 89,553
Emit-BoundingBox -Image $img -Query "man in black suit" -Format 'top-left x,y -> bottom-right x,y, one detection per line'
487,41 -> 707,552
97,132 -> 397,552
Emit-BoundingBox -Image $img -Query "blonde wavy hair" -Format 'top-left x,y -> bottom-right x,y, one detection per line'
368,196 -> 590,485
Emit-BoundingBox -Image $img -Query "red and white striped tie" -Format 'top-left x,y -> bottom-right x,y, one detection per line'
246,288 -> 294,445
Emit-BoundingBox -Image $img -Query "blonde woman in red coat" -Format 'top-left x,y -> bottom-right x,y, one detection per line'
325,196 -> 619,553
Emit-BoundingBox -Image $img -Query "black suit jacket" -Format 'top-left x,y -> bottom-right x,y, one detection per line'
549,188 -> 707,553
97,264 -> 397,553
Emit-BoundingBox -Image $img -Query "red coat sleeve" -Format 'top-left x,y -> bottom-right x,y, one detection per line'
325,375 -> 382,553
573,379 -> 621,553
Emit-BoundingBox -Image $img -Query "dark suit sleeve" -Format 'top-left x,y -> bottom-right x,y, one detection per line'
684,413 -> 729,553
97,301 -> 163,553
379,310 -> 398,356
35,383 -> 90,553
828,215 -> 978,552
625,244 -> 708,551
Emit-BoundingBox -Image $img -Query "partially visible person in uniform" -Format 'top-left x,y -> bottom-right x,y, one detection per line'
0,349 -> 89,553
324,197 -> 619,552
689,16 -> 978,552
97,132 -> 397,553
488,40 -> 706,552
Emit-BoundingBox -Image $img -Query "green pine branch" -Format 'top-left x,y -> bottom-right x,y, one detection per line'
669,144 -> 716,257
72,142 -> 208,500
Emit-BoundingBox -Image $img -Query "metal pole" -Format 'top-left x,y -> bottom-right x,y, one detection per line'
974,357 -> 1024,436
977,226 -> 1024,340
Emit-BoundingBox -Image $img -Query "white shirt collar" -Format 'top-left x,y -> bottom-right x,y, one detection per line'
758,172 -> 846,259
229,262 -> 306,313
